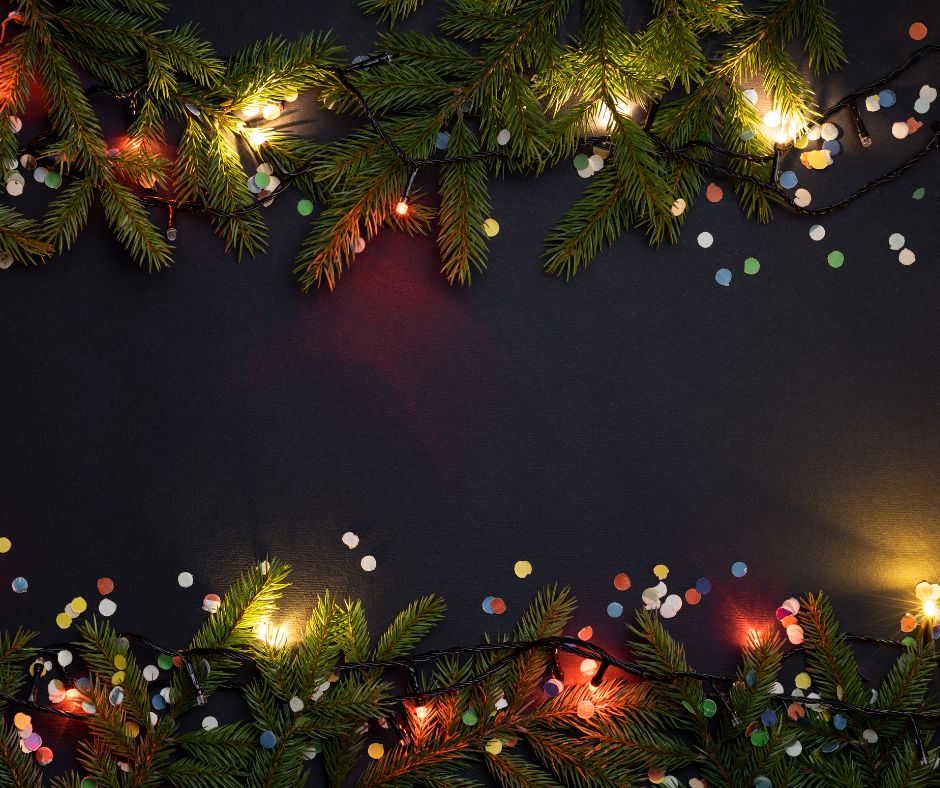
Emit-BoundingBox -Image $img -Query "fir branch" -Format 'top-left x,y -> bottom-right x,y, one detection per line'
359,0 -> 426,26
799,592 -> 867,705
485,750 -> 563,787
0,724 -> 43,788
100,180 -> 173,271
0,205 -> 55,264
374,594 -> 446,660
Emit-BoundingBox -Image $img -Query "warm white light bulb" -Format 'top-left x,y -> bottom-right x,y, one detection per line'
245,128 -> 269,148
924,599 -> 937,618
762,109 -> 781,128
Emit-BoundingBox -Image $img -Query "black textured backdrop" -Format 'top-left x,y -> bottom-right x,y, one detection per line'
2,0 -> 940,779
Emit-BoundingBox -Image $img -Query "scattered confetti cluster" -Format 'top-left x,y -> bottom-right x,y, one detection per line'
572,147 -> 609,179
339,531 -> 377,572
775,597 -> 804,644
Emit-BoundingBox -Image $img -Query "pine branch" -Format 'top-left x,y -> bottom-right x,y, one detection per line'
799,592 -> 867,705
0,205 -> 55,264
485,750 -> 563,787
0,724 -> 43,788
100,180 -> 173,271
374,594 -> 446,660
359,0 -> 426,26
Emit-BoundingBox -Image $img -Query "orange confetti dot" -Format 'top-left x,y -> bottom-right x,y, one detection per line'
706,183 -> 723,202
684,588 -> 701,605
780,615 -> 797,628
648,769 -> 666,784
900,613 -> 918,633
910,22 -> 928,41
613,572 -> 631,591
490,597 -> 506,615
787,702 -> 806,720
577,626 -> 593,640
577,699 -> 595,719
907,117 -> 924,134
97,578 -> 114,595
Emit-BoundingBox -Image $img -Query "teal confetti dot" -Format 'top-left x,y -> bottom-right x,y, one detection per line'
754,778 -> 772,788
254,171 -> 270,189
715,268 -> 732,286
743,257 -> 760,275
482,596 -> 495,614
573,153 -> 590,170
913,187 -> 925,200
44,171 -> 62,189
11,577 -> 27,593
820,741 -> 840,753
296,199 -> 314,216
607,601 -> 624,618
827,251 -> 844,269
731,561 -> 748,578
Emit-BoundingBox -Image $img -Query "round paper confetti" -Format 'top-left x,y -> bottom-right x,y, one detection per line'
822,139 -> 841,157
786,739 -> 803,757
577,166 -> 593,179
899,248 -> 916,266
671,198 -> 686,217
496,129 -> 511,146
913,187 -> 925,199
743,257 -> 760,275
573,154 -> 589,170
297,199 -> 314,216
786,624 -> 804,645
254,171 -> 270,189
97,577 -> 114,595
341,531 -> 359,549
695,578 -> 712,595
907,117 -> 924,134
482,596 -> 495,613
701,699 -> 717,717
202,593 -> 220,613
921,85 -> 937,101
360,555 -> 377,572
44,171 -> 62,189
778,171 -> 797,189
178,572 -> 194,588
157,654 -> 174,670
143,665 -> 159,681
892,122 -> 910,140
55,613 -> 71,630
832,713 -> 847,730
697,231 -> 713,248
258,730 -> 277,749
482,218 -> 500,237
513,560 -> 532,578
35,746 -> 52,765
731,561 -> 748,577
576,700 -> 596,720
794,672 -> 812,689
109,687 -> 124,706
684,588 -> 701,605
490,597 -> 506,614
862,729 -> 878,743
706,183 -> 723,202
289,696 -> 304,712
11,577 -> 27,593
462,709 -> 479,724
750,730 -> 769,746
820,122 -> 839,141
354,236 -> 366,254
653,564 -> 669,580
865,95 -> 880,112
485,738 -> 502,755
909,22 -> 928,41
99,598 -> 117,617
878,90 -> 896,108
914,98 -> 931,114
827,250 -> 844,269
588,154 -> 604,171
613,572 -> 631,591
435,131 -> 449,149
900,613 -> 917,632
809,224 -> 825,241
607,601 -> 624,618
0,537 -> 12,553
793,189 -> 811,207
715,268 -> 731,286
754,777 -> 771,788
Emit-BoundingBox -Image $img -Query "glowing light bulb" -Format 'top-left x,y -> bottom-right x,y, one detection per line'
255,620 -> 289,648
414,704 -> 429,723
591,99 -> 633,133
924,599 -> 937,618
395,200 -> 409,216
239,105 -> 260,120
762,109 -> 781,129
579,659 -> 599,678
245,127 -> 270,148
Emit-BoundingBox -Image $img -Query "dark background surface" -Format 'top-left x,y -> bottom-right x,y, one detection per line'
1,0 -> 940,778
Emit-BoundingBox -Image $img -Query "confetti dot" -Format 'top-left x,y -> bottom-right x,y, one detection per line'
55,613 -> 71,630
360,555 -> 377,572
820,123 -> 839,141
577,700 -> 595,719
513,560 -> 532,578
743,257 -> 760,275
289,696 -> 304,713
695,578 -> 712,595
914,98 -> 932,114
731,561 -> 748,577
865,95 -> 881,112
485,738 -> 502,755
435,131 -> 450,149
613,572 -> 631,591
341,532 -> 359,549
778,171 -> 797,189
754,777 -> 771,788
96,577 -> 114,595
795,672 -> 812,689
259,731 -> 277,749
573,154 -> 589,170
706,183 -> 723,202
715,268 -> 732,287
809,224 -> 825,241
921,85 -> 938,102
490,597 -> 506,615
11,577 -> 27,593
253,171 -> 270,189
701,699 -> 717,717
671,198 -> 686,217
908,117 -> 924,134
496,129 -> 511,146
892,122 -> 910,139
913,187 -> 925,199
157,654 -> 174,670
743,89 -> 758,105
684,588 -> 701,605
35,746 -> 52,766
606,601 -> 624,618
910,22 -> 928,41
44,171 -> 62,189
178,572 -> 194,588
71,597 -> 87,614
202,593 -> 220,613
0,537 -> 11,553
793,189 -> 811,207
787,624 -> 804,645
578,626 -> 593,640
462,709 -> 479,725
878,90 -> 897,108
900,613 -> 918,632
785,739 -> 803,757
697,231 -> 713,248
588,154 -> 604,171
653,564 -> 669,580
114,654 -> 127,670
296,199 -> 314,216
822,140 -> 841,157
109,687 -> 124,706
827,251 -> 844,269
577,166 -> 593,179
899,248 -> 916,266
483,218 -> 500,237
354,236 -> 366,254
750,731 -> 769,746
888,232 -> 905,250
542,678 -> 563,697
862,729 -> 878,743
833,713 -> 847,731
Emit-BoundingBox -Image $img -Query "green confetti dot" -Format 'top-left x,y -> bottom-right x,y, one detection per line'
750,730 -> 770,746
743,257 -> 760,275
827,250 -> 844,269
254,171 -> 270,189
462,709 -> 479,726
573,154 -> 590,170
44,171 -> 62,189
157,654 -> 174,670
913,187 -> 925,200
701,699 -> 717,718
296,199 -> 314,216
902,636 -> 916,647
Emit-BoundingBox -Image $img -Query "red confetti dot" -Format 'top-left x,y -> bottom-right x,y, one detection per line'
97,578 -> 114,595
684,588 -> 701,605
900,614 -> 918,633
613,572 -> 631,591
910,22 -> 928,41
35,746 -> 53,766
706,183 -> 723,202
490,597 -> 506,615
907,117 -> 924,134
577,626 -> 593,640
787,702 -> 805,720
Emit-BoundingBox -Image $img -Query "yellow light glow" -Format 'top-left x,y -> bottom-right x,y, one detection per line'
760,110 -> 805,146
924,599 -> 937,618
239,104 -> 260,120
245,127 -> 270,148
414,704 -> 429,723
579,658 -> 599,678
255,620 -> 289,648
591,99 -> 634,133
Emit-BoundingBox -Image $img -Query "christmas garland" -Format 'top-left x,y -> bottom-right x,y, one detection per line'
0,0 -> 862,290
1,558 -> 939,786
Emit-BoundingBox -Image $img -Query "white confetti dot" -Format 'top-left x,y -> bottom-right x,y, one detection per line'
289,696 -> 304,712
888,233 -> 905,250
793,188 -> 811,207
914,98 -> 932,115
892,122 -> 910,140
820,122 -> 839,141
143,665 -> 159,681
360,555 -> 377,572
577,166 -> 593,179
341,531 -> 359,549
697,231 -> 713,248
202,716 -> 218,730
864,95 -> 880,112
496,129 -> 511,146
588,154 -> 604,172
57,650 -> 72,667
98,598 -> 117,617
920,85 -> 937,102
177,572 -> 194,588
809,224 -> 825,241
354,237 -> 366,254
899,248 -> 916,265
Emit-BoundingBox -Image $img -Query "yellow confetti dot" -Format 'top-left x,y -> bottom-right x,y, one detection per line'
653,564 -> 669,580
0,537 -> 11,553
482,218 -> 500,237
485,738 -> 503,755
513,560 -> 532,578
367,742 -> 384,759
805,150 -> 831,170
70,597 -> 87,614
112,671 -> 125,685
13,712 -> 30,730
114,654 -> 127,670
793,135 -> 808,150
125,721 -> 139,738
794,672 -> 812,690
55,613 -> 72,630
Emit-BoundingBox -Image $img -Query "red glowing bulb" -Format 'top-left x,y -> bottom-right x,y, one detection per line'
395,200 -> 409,216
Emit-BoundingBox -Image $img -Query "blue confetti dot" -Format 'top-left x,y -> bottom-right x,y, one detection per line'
932,626 -> 940,640
542,679 -> 562,697
822,139 -> 841,156
740,130 -> 755,141
833,714 -> 847,731
482,596 -> 495,614
607,602 -> 624,618
820,741 -> 840,753
260,730 -> 277,749
878,89 -> 896,108
152,694 -> 166,710
731,561 -> 748,578
778,171 -> 797,189
11,577 -> 27,593
746,670 -> 757,687
695,577 -> 712,595
760,709 -> 778,726
754,777 -> 772,788
715,268 -> 732,286
435,131 -> 450,150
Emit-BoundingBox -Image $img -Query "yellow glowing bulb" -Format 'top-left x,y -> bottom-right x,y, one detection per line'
414,704 -> 429,723
245,127 -> 270,148
255,620 -> 289,648
924,599 -> 937,618
579,658 -> 599,678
